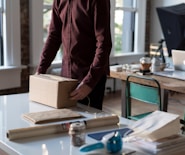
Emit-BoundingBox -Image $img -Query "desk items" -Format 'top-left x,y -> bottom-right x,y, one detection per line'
22,109 -> 84,124
80,131 -> 122,154
129,134 -> 185,155
7,115 -> 119,140
110,64 -> 140,73
128,111 -> 180,141
29,74 -> 78,108
124,111 -> 185,154
69,122 -> 86,146
87,128 -> 133,141
139,57 -> 152,73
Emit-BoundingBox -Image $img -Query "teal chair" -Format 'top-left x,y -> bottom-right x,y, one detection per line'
125,74 -> 162,120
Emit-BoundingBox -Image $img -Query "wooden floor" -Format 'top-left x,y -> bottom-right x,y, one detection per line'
103,90 -> 185,119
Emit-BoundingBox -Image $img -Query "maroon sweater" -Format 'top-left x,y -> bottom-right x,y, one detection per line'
37,0 -> 112,89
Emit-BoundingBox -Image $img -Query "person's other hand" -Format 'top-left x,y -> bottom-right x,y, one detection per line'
70,83 -> 92,101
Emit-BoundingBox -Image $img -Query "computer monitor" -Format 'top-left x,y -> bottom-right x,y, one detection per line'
157,3 -> 185,57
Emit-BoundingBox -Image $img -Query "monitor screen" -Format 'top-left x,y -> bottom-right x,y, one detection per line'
157,3 -> 185,57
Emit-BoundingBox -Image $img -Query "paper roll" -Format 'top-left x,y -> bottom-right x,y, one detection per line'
7,115 -> 119,140
85,115 -> 119,129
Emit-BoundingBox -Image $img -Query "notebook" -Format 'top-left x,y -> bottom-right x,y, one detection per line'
153,50 -> 185,80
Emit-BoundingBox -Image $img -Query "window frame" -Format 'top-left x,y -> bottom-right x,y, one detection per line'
110,0 -> 146,57
30,0 -> 146,69
0,0 -> 22,90
0,4 -> 3,65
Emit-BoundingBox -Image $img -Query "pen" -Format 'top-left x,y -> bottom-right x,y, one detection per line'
122,150 -> 136,155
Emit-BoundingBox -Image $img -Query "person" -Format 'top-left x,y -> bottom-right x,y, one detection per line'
36,0 -> 112,110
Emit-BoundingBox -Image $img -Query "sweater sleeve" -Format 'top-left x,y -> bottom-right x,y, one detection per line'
82,0 -> 112,88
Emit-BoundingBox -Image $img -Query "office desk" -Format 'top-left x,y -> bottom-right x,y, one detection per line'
0,93 -> 136,155
110,69 -> 185,117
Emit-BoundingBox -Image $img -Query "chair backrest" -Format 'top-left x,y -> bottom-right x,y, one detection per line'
125,74 -> 162,120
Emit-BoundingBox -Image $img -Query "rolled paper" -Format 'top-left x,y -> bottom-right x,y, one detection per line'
85,115 -> 119,129
7,115 -> 119,140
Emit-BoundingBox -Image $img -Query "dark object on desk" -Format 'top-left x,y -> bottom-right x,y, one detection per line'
136,69 -> 153,76
157,3 -> 185,57
180,119 -> 185,134
139,69 -> 150,73
125,75 -> 163,120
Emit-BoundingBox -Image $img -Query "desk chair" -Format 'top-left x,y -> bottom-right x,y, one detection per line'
125,74 -> 162,120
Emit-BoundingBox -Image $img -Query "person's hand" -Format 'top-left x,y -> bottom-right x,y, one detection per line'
70,83 -> 92,101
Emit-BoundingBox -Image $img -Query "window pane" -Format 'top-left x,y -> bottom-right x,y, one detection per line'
116,0 -> 135,8
43,0 -> 53,5
114,0 -> 135,55
43,9 -> 52,42
115,9 -> 123,54
43,0 -> 62,62
0,0 -> 3,65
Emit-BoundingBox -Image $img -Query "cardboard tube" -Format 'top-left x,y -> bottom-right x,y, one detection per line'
85,115 -> 119,129
7,115 -> 119,140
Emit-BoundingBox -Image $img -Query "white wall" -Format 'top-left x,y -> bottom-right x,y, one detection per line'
150,0 -> 185,43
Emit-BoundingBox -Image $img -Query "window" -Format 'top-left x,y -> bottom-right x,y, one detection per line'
111,0 -> 146,56
0,0 -> 3,65
43,0 -> 62,62
43,0 -> 146,58
30,0 -> 146,67
0,0 -> 21,90
113,0 -> 136,54
1,0 -> 21,66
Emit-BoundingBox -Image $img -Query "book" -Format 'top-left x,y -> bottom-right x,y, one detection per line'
135,134 -> 185,149
129,111 -> 180,142
129,136 -> 185,155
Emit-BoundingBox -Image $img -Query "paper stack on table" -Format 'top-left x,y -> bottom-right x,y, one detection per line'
125,110 -> 185,155
129,134 -> 185,155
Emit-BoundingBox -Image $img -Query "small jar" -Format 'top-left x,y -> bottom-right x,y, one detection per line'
68,122 -> 86,146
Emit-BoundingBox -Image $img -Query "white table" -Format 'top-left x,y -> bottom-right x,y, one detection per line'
0,93 -> 135,155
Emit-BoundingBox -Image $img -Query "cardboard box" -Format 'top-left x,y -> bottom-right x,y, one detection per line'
29,74 -> 78,108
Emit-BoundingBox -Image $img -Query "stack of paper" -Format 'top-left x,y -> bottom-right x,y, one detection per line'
125,111 -> 184,154
130,134 -> 185,155
129,110 -> 180,141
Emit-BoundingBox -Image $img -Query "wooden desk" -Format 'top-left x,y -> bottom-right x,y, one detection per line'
110,69 -> 185,117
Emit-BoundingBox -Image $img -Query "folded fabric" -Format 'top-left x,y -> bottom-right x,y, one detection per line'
22,109 -> 84,124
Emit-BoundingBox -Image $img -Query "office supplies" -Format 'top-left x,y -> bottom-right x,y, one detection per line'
128,111 -> 180,142
153,50 -> 185,80
22,109 -> 84,124
129,134 -> 185,155
68,122 -> 86,146
7,115 -> 119,140
88,128 -> 133,141
80,131 -> 122,153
